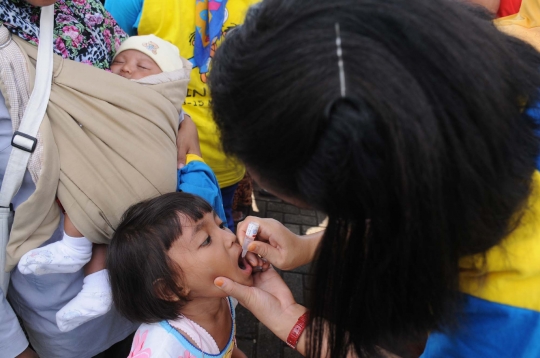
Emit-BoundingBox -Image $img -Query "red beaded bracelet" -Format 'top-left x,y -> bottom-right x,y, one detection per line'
286,311 -> 310,349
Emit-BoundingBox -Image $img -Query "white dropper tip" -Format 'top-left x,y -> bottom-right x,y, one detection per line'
241,222 -> 260,258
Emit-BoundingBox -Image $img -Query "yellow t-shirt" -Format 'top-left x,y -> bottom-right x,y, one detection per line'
459,170 -> 540,313
139,0 -> 258,187
495,0 -> 540,52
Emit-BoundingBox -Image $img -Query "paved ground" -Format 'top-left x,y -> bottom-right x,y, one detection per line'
234,184 -> 327,358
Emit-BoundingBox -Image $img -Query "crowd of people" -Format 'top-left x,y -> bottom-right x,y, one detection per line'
1,0 -> 540,357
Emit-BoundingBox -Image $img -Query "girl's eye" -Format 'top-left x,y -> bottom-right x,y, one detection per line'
138,65 -> 149,70
219,222 -> 226,230
201,236 -> 212,247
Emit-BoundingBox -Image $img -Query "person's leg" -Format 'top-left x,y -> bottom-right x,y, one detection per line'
56,245 -> 112,332
83,244 -> 107,277
220,183 -> 239,233
18,214 -> 92,275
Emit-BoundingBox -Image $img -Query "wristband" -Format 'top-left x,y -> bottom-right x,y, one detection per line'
286,311 -> 310,349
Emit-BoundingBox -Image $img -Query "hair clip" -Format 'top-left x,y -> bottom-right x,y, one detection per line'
335,22 -> 346,98
324,24 -> 360,119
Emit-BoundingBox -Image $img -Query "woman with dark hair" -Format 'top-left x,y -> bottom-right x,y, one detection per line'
209,0 -> 540,356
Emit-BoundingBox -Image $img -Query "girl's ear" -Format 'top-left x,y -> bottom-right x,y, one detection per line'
153,279 -> 189,301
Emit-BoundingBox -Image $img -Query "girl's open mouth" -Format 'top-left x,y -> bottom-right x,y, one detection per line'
237,254 -> 252,275
238,255 -> 246,270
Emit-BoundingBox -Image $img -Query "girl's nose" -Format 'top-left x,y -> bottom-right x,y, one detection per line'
225,228 -> 237,247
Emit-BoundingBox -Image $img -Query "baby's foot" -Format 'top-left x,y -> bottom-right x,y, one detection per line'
56,270 -> 112,332
18,233 -> 92,275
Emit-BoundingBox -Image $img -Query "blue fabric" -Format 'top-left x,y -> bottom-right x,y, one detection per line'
178,161 -> 227,227
193,0 -> 229,69
422,294 -> 540,358
220,183 -> 238,234
105,0 -> 142,36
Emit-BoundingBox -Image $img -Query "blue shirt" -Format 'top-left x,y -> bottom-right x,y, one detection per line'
105,0 -> 143,36
178,159 -> 228,227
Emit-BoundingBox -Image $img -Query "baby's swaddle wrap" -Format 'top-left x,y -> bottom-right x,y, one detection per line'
0,35 -> 191,271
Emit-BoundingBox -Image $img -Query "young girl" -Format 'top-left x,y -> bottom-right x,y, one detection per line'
108,192 -> 266,358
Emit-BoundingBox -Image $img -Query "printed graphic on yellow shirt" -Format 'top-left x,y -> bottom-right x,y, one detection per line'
192,0 -> 230,82
189,10 -> 236,83
138,0 -> 257,187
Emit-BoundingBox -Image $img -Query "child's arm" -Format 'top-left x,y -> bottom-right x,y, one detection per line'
177,113 -> 202,169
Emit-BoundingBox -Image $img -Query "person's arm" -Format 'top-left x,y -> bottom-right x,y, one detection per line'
176,113 -> 202,169
104,0 -> 144,36
0,288 -> 34,358
237,217 -> 323,271
215,269 -> 398,358
215,268 -> 309,354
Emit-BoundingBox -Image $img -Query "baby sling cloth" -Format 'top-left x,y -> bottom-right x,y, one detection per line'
0,6 -> 190,294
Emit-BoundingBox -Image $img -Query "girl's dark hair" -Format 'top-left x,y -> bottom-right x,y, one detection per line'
108,192 -> 213,323
209,0 -> 540,356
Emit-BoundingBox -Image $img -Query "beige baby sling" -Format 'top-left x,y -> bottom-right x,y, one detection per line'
0,6 -> 190,293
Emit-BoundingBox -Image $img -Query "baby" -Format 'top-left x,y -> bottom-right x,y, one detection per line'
17,35 -> 187,332
109,192 -> 264,358
109,34 -> 182,80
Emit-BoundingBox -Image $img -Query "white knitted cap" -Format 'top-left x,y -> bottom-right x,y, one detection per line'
114,34 -> 183,72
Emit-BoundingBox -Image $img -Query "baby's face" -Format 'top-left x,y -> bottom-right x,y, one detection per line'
167,212 -> 254,300
110,50 -> 162,80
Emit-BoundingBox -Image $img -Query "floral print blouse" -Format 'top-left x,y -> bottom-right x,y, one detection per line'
0,0 -> 127,69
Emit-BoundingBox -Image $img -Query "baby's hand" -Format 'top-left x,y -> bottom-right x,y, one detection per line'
244,251 -> 270,273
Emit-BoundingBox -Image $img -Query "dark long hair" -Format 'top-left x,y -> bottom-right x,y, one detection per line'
108,192 -> 213,323
209,0 -> 540,356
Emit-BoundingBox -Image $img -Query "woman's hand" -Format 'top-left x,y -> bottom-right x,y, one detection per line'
215,268 -> 308,352
177,113 -> 202,169
237,217 -> 323,271
244,251 -> 271,273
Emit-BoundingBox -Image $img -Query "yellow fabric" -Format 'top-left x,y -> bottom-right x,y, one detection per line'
185,153 -> 205,165
495,0 -> 540,52
459,171 -> 540,313
139,0 -> 260,188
